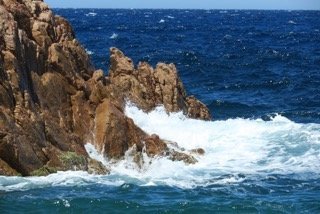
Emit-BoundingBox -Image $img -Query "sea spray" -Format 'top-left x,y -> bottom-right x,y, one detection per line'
85,143 -> 109,166
1,104 -> 319,192
125,104 -> 320,176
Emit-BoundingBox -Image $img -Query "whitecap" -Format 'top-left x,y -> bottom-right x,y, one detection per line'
272,50 -> 279,55
288,20 -> 296,24
85,12 -> 97,17
159,19 -> 165,23
224,34 -> 232,39
110,33 -> 118,39
166,15 -> 175,19
85,49 -> 94,55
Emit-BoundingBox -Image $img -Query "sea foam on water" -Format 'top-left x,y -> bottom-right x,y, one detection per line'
1,104 -> 319,191
124,104 -> 320,176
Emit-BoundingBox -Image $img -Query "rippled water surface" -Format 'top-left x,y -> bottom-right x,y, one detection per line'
1,9 -> 320,213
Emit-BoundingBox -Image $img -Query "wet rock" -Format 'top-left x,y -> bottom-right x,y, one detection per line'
87,158 -> 110,175
190,148 -> 206,155
168,150 -> 198,165
94,99 -> 174,161
58,151 -> 87,171
144,134 -> 167,157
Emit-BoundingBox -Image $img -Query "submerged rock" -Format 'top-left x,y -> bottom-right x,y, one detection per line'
0,0 -> 211,176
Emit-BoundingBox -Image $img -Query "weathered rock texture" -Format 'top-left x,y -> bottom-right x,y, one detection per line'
0,0 -> 211,176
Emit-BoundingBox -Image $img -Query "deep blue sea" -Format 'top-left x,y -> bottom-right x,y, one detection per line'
1,9 -> 320,213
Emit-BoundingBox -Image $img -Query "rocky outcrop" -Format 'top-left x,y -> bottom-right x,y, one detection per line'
105,48 -> 211,120
0,0 -> 211,176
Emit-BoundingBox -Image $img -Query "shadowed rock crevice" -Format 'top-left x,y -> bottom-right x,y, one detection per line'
0,0 -> 212,176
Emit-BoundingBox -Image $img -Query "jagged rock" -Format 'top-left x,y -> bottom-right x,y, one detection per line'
0,0 -> 212,176
0,0 -> 97,176
186,96 -> 211,120
94,99 -> 168,159
30,151 -> 109,176
144,134 -> 167,157
107,48 -> 211,120
190,148 -> 206,155
87,159 -> 110,175
169,152 -> 198,164
0,158 -> 20,176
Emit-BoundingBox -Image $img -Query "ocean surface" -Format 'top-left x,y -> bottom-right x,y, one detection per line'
1,9 -> 320,213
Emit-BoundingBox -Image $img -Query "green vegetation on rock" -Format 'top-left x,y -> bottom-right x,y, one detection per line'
30,166 -> 58,176
58,152 -> 87,170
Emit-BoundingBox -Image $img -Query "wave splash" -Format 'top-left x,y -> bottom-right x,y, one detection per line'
125,104 -> 320,174
1,104 -> 319,191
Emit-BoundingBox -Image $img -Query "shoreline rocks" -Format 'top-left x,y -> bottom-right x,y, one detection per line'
0,0 -> 212,176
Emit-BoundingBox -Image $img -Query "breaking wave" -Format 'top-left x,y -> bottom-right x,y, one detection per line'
1,104 -> 319,192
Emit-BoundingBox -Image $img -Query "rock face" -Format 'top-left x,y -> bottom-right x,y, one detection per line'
106,48 -> 211,120
0,0 -> 211,176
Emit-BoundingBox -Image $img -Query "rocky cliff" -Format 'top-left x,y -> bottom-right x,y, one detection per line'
0,0 -> 211,176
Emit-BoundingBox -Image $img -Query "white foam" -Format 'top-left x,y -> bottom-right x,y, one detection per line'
0,171 -> 121,192
85,12 -> 97,17
85,143 -> 109,166
1,104 -> 319,191
85,49 -> 94,55
110,33 -> 118,39
288,20 -> 297,24
166,15 -> 175,19
124,104 -> 320,176
159,19 -> 165,23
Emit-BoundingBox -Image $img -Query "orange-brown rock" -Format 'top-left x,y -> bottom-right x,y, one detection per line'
106,48 -> 211,120
0,0 -> 98,176
0,158 -> 19,176
94,99 -> 169,159
0,0 -> 212,176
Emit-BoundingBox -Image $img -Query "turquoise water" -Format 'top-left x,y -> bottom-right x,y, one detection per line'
1,178 -> 319,213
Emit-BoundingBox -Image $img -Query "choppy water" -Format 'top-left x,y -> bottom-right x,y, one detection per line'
1,9 -> 320,213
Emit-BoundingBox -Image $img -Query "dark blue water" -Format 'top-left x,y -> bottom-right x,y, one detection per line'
60,9 -> 320,123
1,9 -> 320,213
